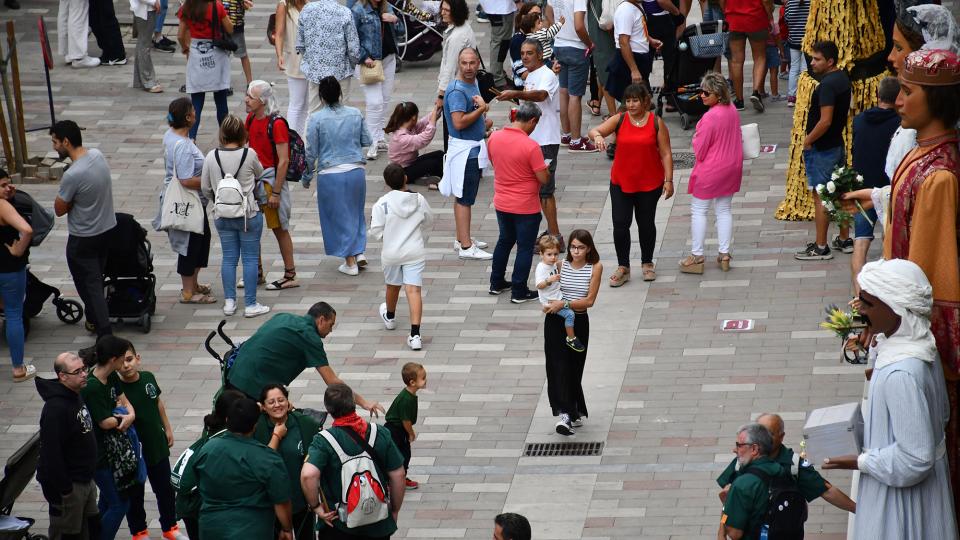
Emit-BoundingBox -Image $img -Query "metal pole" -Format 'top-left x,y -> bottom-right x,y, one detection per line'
6,22 -> 26,164
0,53 -> 22,174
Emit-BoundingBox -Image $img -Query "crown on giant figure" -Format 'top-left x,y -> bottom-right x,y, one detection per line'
901,49 -> 960,86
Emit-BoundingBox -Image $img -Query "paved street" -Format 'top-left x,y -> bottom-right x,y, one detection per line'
1,1 -> 938,538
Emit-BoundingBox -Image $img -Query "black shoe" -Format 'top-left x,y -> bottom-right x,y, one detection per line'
159,36 -> 176,47
180,84 -> 187,93
101,56 -> 128,66
153,39 -> 175,53
750,91 -> 765,113
734,99 -> 745,111
831,235 -> 854,254
226,88 -> 234,96
510,290 -> 538,304
4,0 -> 20,8
794,242 -> 834,261
565,336 -> 586,352
488,281 -> 511,295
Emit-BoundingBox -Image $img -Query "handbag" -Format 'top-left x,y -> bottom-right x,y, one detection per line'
360,60 -> 386,84
158,142 -> 205,234
741,123 -> 761,160
687,20 -> 727,59
474,49 -> 499,104
211,3 -> 238,52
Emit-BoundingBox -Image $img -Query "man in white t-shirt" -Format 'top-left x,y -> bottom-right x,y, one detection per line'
478,0 -> 519,88
547,0 -> 596,153
497,39 -> 565,250
605,0 -> 658,101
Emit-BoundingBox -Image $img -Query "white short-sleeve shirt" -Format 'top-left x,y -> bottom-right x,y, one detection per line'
613,1 -> 649,54
549,0 -> 588,49
524,65 -> 561,146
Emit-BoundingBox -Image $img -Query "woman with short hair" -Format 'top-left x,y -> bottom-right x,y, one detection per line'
681,72 -> 743,274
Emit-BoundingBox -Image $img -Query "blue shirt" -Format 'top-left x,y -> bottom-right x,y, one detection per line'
302,105 -> 372,183
443,79 -> 486,142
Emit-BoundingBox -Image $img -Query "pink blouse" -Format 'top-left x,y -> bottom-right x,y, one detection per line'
387,117 -> 437,167
688,103 -> 743,199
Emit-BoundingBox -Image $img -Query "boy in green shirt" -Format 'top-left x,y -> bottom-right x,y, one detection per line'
385,362 -> 426,489
117,343 -> 187,540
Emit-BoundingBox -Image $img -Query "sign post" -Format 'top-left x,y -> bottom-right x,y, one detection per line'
31,17 -> 56,134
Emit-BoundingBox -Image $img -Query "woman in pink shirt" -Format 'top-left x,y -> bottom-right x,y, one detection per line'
680,72 -> 743,274
385,102 -> 443,189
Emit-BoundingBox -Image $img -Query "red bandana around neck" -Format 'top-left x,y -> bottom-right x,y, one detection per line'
332,412 -> 369,437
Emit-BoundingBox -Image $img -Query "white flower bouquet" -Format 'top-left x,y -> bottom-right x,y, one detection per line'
815,166 -> 872,229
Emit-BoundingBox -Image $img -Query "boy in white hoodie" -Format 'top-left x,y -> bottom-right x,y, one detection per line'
370,164 -> 434,350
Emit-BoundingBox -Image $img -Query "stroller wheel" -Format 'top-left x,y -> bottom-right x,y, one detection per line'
56,299 -> 84,324
140,313 -> 152,334
679,113 -> 692,131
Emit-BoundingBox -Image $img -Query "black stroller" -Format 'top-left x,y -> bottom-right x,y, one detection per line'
103,213 -> 156,333
390,0 -> 445,63
656,20 -> 729,130
0,432 -> 48,540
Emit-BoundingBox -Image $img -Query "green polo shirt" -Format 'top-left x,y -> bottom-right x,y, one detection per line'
716,446 -> 828,502
178,432 -> 291,540
80,371 -> 123,468
227,313 -> 330,398
305,424 -> 404,537
119,371 -> 170,465
253,411 -> 323,513
721,457 -> 783,538
385,388 -> 418,425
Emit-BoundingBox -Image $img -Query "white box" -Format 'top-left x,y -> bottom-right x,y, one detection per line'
802,402 -> 864,466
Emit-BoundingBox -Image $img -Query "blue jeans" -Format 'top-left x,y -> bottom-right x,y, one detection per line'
854,207 -> 879,240
154,0 -> 167,34
215,213 -> 263,306
94,466 -> 130,540
491,210 -> 541,299
554,46 -> 590,97
557,306 -> 575,328
0,267 -> 25,368
189,91 -> 229,140
803,146 -> 845,189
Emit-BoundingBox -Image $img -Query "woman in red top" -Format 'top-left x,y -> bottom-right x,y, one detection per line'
178,0 -> 235,140
588,83 -> 674,285
725,0 -> 773,111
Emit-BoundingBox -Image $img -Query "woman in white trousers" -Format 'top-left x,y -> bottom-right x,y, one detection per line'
351,0 -> 398,159
275,0 -> 309,135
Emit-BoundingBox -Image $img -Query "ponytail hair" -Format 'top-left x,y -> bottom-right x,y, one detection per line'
204,389 -> 247,434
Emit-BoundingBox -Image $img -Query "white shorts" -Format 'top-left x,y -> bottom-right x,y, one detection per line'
383,260 -> 426,287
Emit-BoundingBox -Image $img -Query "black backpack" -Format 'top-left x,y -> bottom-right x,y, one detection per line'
743,466 -> 807,540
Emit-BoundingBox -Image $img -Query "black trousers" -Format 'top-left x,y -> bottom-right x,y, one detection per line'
89,0 -> 126,61
610,183 -> 662,266
647,14 -> 679,90
544,312 -> 589,419
127,459 -> 177,534
403,150 -> 445,183
66,232 -> 112,338
183,516 -> 199,539
385,422 -> 411,471
275,509 -> 317,540
176,212 -> 212,276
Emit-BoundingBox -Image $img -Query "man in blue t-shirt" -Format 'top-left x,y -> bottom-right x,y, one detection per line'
443,47 -> 494,261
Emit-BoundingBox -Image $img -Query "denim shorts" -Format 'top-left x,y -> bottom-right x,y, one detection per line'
765,44 -> 780,69
803,146 -> 845,190
383,260 -> 426,287
456,157 -> 481,206
554,46 -> 590,97
854,207 -> 879,240
540,144 -> 559,198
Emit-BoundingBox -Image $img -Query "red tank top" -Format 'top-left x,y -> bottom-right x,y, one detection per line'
611,112 -> 665,193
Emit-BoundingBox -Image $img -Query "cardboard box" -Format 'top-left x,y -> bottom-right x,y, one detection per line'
802,402 -> 864,465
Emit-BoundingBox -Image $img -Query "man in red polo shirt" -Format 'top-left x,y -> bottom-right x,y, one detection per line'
487,102 -> 550,304
724,0 -> 773,112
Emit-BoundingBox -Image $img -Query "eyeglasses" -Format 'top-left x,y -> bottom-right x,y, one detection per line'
735,442 -> 757,449
568,244 -> 588,251
61,367 -> 85,376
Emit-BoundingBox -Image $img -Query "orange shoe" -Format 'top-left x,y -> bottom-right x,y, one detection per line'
132,531 -> 151,540
405,478 -> 419,489
162,525 -> 189,540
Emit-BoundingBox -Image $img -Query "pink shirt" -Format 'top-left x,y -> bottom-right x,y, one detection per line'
689,103 -> 744,199
487,127 -> 548,215
387,117 -> 437,167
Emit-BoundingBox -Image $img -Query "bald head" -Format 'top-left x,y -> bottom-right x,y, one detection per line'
55,352 -> 86,392
757,413 -> 785,452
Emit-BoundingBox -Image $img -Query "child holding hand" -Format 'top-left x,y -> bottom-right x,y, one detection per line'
385,362 -> 427,490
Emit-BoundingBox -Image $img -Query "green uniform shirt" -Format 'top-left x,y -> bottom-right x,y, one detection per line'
385,388 -> 418,425
178,432 -> 291,540
716,446 -> 828,502
119,371 -> 170,465
80,371 -> 123,468
227,314 -> 329,398
305,424 -> 404,537
253,411 -> 322,513
721,457 -> 784,539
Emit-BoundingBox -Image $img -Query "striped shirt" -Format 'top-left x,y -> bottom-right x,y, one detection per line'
784,0 -> 810,49
560,260 -> 593,302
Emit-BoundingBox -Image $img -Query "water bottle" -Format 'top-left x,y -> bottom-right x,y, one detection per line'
759,524 -> 770,540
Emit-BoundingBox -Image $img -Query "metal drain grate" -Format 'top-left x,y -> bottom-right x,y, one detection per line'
672,151 -> 696,169
523,441 -> 604,457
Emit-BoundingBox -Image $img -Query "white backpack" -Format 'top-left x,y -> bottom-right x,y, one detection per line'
319,426 -> 391,529
591,0 -> 622,31
214,148 -> 250,221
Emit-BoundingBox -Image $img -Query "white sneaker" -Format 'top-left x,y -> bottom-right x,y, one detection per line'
407,334 -> 422,350
379,302 -> 397,330
570,417 -> 583,428
71,56 -> 100,68
356,254 -> 368,268
453,238 -> 489,251
223,299 -> 236,316
555,413 -> 574,436
366,146 -> 378,160
237,279 -> 244,289
338,263 -> 359,276
244,303 -> 271,318
458,243 -> 493,260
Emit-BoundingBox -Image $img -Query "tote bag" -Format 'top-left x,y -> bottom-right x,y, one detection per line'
741,123 -> 761,160
158,178 -> 204,234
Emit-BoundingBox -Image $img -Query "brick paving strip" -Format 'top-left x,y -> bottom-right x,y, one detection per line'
3,0 -> 937,538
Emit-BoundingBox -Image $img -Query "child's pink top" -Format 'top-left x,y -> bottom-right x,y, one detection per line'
388,117 -> 437,167
688,103 -> 743,200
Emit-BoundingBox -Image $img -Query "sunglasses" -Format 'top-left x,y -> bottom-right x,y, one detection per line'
698,89 -> 711,96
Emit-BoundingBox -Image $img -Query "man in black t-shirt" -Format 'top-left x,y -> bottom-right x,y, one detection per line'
795,40 -> 852,261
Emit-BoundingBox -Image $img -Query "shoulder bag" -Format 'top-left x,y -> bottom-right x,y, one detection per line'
741,123 -> 761,160
211,3 -> 239,52
158,141 -> 205,234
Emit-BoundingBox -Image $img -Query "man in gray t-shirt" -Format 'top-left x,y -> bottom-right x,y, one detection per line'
52,121 -> 116,343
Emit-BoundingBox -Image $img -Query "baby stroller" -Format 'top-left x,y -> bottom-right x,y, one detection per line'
656,20 -> 728,130
0,432 -> 48,540
103,213 -> 156,333
390,0 -> 445,64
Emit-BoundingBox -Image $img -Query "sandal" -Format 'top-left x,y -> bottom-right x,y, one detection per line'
267,268 -> 300,290
641,263 -> 657,281
588,100 -> 601,116
196,283 -> 213,295
180,291 -> 217,304
717,253 -> 732,272
609,266 -> 630,288
12,364 -> 36,383
679,255 -> 705,274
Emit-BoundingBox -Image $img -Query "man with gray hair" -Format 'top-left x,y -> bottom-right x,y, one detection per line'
497,39 -> 564,252
718,423 -> 779,540
244,80 -> 299,296
487,102 -> 549,303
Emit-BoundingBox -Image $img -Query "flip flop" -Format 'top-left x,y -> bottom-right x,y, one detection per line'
180,292 -> 217,304
588,100 -> 601,116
